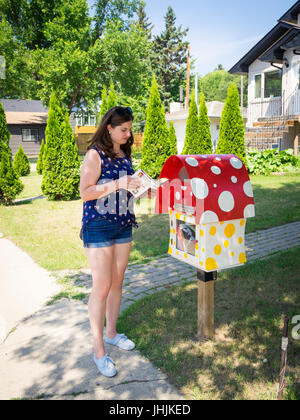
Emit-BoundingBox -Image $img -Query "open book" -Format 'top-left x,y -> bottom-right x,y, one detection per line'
130,169 -> 168,199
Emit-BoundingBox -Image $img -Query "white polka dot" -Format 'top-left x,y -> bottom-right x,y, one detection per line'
243,181 -> 254,197
185,157 -> 198,167
244,204 -> 255,218
214,184 -> 217,188
211,166 -> 221,175
181,186 -> 187,191
230,157 -> 243,169
175,192 -> 181,200
215,157 -> 221,161
231,176 -> 237,183
218,191 -> 235,212
191,178 -> 209,199
200,211 -> 219,224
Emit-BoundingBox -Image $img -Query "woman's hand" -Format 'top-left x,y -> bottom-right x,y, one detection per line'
117,175 -> 142,193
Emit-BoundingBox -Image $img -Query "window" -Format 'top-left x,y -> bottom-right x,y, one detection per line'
255,74 -> 262,98
75,113 -> 96,126
22,128 -> 39,142
265,70 -> 282,98
176,220 -> 197,257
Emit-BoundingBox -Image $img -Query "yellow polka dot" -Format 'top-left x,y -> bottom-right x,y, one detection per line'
196,254 -> 199,258
239,252 -> 246,263
195,243 -> 199,250
214,244 -> 222,255
220,221 -> 224,225
205,258 -> 218,271
172,229 -> 175,234
184,253 -> 188,259
210,226 -> 216,236
176,213 -> 181,220
200,230 -> 204,237
224,223 -> 235,238
176,251 -> 179,255
168,247 -> 172,254
231,251 -> 235,257
184,216 -> 186,221
202,248 -> 205,253
238,237 -> 243,244
200,261 -> 203,267
169,209 -> 173,216
240,219 -> 245,226
224,240 -> 229,248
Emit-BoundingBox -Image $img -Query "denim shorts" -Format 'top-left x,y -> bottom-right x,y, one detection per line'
82,218 -> 133,248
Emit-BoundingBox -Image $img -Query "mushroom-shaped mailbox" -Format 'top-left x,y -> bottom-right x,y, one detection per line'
155,154 -> 255,272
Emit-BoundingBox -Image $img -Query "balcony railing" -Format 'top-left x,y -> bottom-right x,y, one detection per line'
248,86 -> 300,126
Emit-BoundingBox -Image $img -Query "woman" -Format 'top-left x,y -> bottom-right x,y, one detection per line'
80,106 -> 142,378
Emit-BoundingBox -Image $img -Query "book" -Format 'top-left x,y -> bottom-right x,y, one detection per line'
130,169 -> 159,199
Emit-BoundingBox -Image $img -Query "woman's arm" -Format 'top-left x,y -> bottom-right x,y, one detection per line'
80,149 -> 142,202
80,149 -> 117,202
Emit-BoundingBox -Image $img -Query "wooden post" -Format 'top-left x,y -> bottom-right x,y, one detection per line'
294,122 -> 299,157
277,316 -> 289,400
185,45 -> 191,110
197,269 -> 217,340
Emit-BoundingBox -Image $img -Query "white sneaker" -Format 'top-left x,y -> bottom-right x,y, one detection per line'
93,354 -> 117,377
104,333 -> 135,351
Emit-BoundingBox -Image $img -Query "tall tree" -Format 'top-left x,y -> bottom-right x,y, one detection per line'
152,6 -> 189,108
217,83 -> 247,167
0,101 -> 23,204
141,76 -> 170,178
106,81 -> 118,110
137,0 -> 153,39
197,93 -> 213,154
182,91 -> 199,155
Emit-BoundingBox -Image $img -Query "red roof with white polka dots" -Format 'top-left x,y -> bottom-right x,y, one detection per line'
155,154 -> 255,225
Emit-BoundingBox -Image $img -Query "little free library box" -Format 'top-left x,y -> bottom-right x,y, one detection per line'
155,154 -> 256,339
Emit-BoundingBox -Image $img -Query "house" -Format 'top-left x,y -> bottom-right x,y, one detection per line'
166,101 -> 247,154
1,99 -> 48,156
229,0 -> 300,156
1,98 -> 77,156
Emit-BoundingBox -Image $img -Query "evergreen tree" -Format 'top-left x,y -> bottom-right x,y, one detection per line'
107,81 -> 118,110
217,83 -> 247,167
197,93 -> 213,154
98,85 -> 108,123
58,112 -> 81,200
0,101 -> 23,204
137,0 -> 153,39
152,6 -> 189,107
41,92 -> 66,200
168,122 -> 178,156
13,145 -> 30,176
182,91 -> 199,155
36,138 -> 45,175
141,75 -> 170,178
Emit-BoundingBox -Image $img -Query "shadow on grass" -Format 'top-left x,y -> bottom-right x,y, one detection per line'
117,247 -> 300,400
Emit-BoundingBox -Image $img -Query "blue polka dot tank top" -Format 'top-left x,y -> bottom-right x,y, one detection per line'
82,145 -> 138,229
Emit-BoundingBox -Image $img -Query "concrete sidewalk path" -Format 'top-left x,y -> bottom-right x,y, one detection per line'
0,238 -> 60,341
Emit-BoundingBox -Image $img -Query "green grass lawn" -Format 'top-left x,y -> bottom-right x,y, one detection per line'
117,247 -> 300,400
0,171 -> 299,270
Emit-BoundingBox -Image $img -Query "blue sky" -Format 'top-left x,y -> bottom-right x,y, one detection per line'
88,0 -> 297,75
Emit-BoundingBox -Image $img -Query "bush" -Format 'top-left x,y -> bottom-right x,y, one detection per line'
36,139 -> 45,175
13,145 -> 30,176
247,148 -> 300,175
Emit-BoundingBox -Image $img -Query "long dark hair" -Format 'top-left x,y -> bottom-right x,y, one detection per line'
88,106 -> 134,159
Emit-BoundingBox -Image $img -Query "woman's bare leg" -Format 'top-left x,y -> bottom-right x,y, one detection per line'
85,246 -> 114,359
105,241 -> 132,339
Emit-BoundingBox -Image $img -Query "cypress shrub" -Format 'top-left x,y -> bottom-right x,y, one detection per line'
168,121 -> 178,155
141,75 -> 170,178
182,90 -> 199,155
107,81 -> 118,110
217,82 -> 247,167
13,145 -> 30,176
41,92 -> 66,200
198,93 -> 213,154
0,101 -> 23,204
98,86 -> 108,124
58,112 -> 81,200
36,138 -> 45,175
